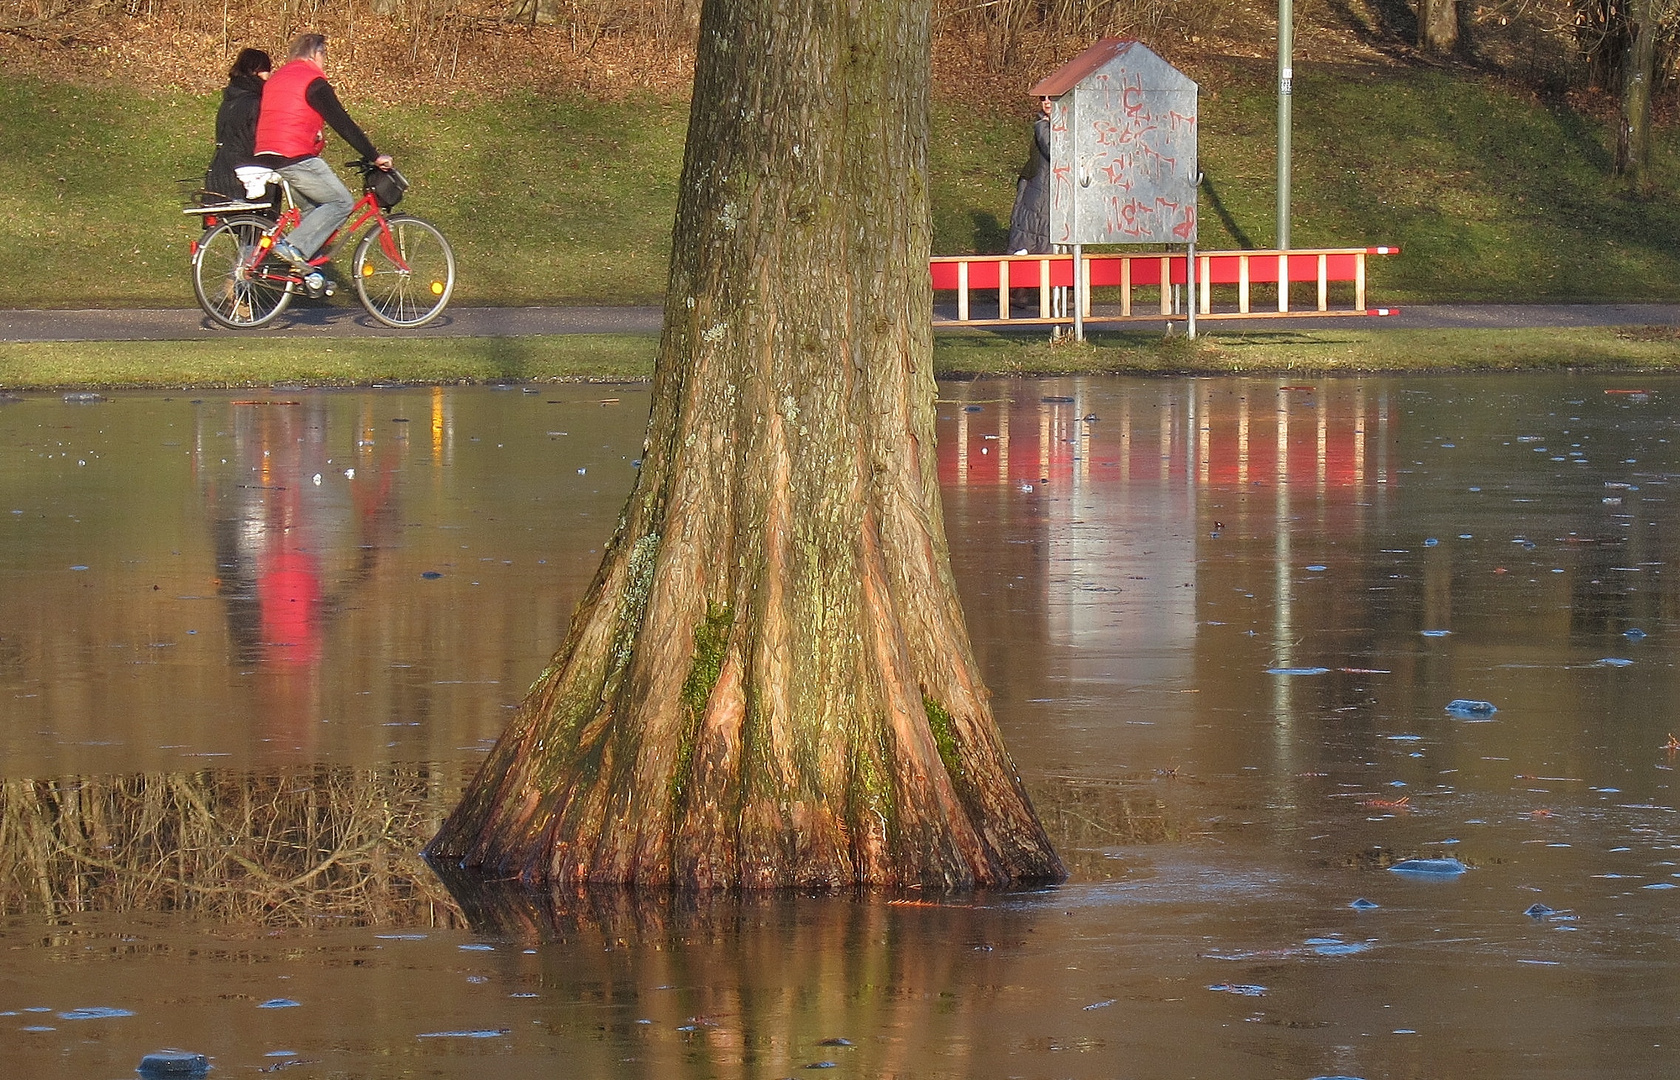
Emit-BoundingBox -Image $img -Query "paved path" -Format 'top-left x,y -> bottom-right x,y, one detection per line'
0,303 -> 1676,342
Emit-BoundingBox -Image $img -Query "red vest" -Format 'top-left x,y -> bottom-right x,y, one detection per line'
255,58 -> 326,158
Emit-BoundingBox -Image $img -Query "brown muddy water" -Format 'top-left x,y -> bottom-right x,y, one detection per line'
2,375 -> 1678,1079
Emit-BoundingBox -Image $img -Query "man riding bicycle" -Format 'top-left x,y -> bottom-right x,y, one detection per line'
254,32 -> 392,294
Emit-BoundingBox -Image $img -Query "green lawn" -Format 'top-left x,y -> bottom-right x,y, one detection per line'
4,325 -> 1679,391
5,62 -> 1680,310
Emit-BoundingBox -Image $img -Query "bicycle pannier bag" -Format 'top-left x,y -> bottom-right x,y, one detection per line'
366,167 -> 409,210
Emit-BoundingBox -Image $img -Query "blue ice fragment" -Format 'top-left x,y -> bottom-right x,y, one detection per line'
1306,939 -> 1371,956
1424,537 -> 1439,547
258,999 -> 300,1009
418,1029 -> 510,1038
1524,903 -> 1555,918
806,1063 -> 839,1070
137,1051 -> 210,1077
1387,735 -> 1422,741
1643,882 -> 1677,890
421,571 -> 442,579
1421,629 -> 1452,637
265,1051 -> 299,1057
1207,983 -> 1267,996
1625,628 -> 1648,640
1596,657 -> 1633,667
59,1007 -> 133,1020
458,943 -> 495,951
1083,999 -> 1116,1010
1445,699 -> 1497,719
1389,858 -> 1468,877
1349,898 -> 1380,910
1309,1076 -> 1367,1080
1458,533 -> 1473,539
1268,666 -> 1330,676
1306,565 -> 1328,572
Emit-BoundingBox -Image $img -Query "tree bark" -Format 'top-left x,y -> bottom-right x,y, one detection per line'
1616,0 -> 1660,183
425,0 -> 1064,891
1420,0 -> 1458,55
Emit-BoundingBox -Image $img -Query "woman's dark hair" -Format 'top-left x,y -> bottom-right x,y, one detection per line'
229,48 -> 272,80
288,32 -> 327,61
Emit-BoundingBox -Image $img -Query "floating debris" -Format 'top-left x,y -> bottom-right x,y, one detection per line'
1524,903 -> 1556,918
1445,700 -> 1497,719
1625,628 -> 1648,640
1349,898 -> 1380,910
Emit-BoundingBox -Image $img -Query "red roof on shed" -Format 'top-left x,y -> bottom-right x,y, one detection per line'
1027,37 -> 1138,98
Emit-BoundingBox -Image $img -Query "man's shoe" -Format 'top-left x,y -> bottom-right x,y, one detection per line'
270,241 -> 311,270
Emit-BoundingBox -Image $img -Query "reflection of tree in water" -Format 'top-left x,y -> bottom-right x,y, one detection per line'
431,876 -> 1029,1076
0,764 -> 468,927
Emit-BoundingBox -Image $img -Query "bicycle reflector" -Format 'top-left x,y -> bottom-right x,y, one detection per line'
431,281 -> 444,295
361,262 -> 374,278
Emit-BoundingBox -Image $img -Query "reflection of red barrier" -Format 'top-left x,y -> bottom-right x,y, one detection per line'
932,247 -> 1398,325
939,384 -> 1394,492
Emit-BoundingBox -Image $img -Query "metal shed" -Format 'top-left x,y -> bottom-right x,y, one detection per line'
1029,38 -> 1199,248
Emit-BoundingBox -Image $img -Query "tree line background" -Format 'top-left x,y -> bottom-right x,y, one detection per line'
1,0 -> 1677,178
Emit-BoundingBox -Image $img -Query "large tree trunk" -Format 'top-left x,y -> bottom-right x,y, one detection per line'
1420,0 -> 1459,55
1616,0 -> 1661,183
425,0 -> 1064,890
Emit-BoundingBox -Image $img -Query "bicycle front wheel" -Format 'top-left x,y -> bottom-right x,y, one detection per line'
192,215 -> 292,329
352,216 -> 455,328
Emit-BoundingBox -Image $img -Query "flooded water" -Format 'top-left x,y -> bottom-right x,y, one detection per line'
3,374 -> 1679,1079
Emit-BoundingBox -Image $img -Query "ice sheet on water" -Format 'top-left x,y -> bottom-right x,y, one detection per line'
1389,858 -> 1469,878
417,1029 -> 510,1038
1269,666 -> 1330,676
58,1006 -> 133,1019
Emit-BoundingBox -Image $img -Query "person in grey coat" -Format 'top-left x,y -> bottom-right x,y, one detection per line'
1005,96 -> 1053,254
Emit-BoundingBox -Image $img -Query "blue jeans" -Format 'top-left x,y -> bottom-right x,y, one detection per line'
277,157 -> 354,260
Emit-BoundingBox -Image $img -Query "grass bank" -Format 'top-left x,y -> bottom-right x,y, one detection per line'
8,59 -> 1680,312
4,326 -> 1680,392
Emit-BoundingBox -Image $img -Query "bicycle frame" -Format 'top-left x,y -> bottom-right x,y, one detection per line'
196,183 -> 413,289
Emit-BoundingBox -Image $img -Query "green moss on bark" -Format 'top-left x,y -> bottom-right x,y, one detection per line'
671,602 -> 735,810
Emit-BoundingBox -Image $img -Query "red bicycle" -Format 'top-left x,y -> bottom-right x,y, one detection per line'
187,160 -> 455,329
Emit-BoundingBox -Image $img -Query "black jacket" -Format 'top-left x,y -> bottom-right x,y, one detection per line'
203,74 -> 266,201
1006,116 -> 1052,255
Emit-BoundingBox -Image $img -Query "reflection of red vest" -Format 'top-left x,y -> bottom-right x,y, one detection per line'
255,58 -> 326,158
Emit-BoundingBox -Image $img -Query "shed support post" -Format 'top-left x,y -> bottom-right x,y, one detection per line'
1187,243 -> 1197,339
1072,244 -> 1084,342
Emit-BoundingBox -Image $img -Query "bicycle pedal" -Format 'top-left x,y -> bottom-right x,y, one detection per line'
303,272 -> 330,298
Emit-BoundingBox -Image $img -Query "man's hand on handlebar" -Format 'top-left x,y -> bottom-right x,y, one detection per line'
374,154 -> 393,171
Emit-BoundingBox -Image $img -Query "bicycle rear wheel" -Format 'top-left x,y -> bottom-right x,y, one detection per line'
192,215 -> 292,329
352,215 -> 455,328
